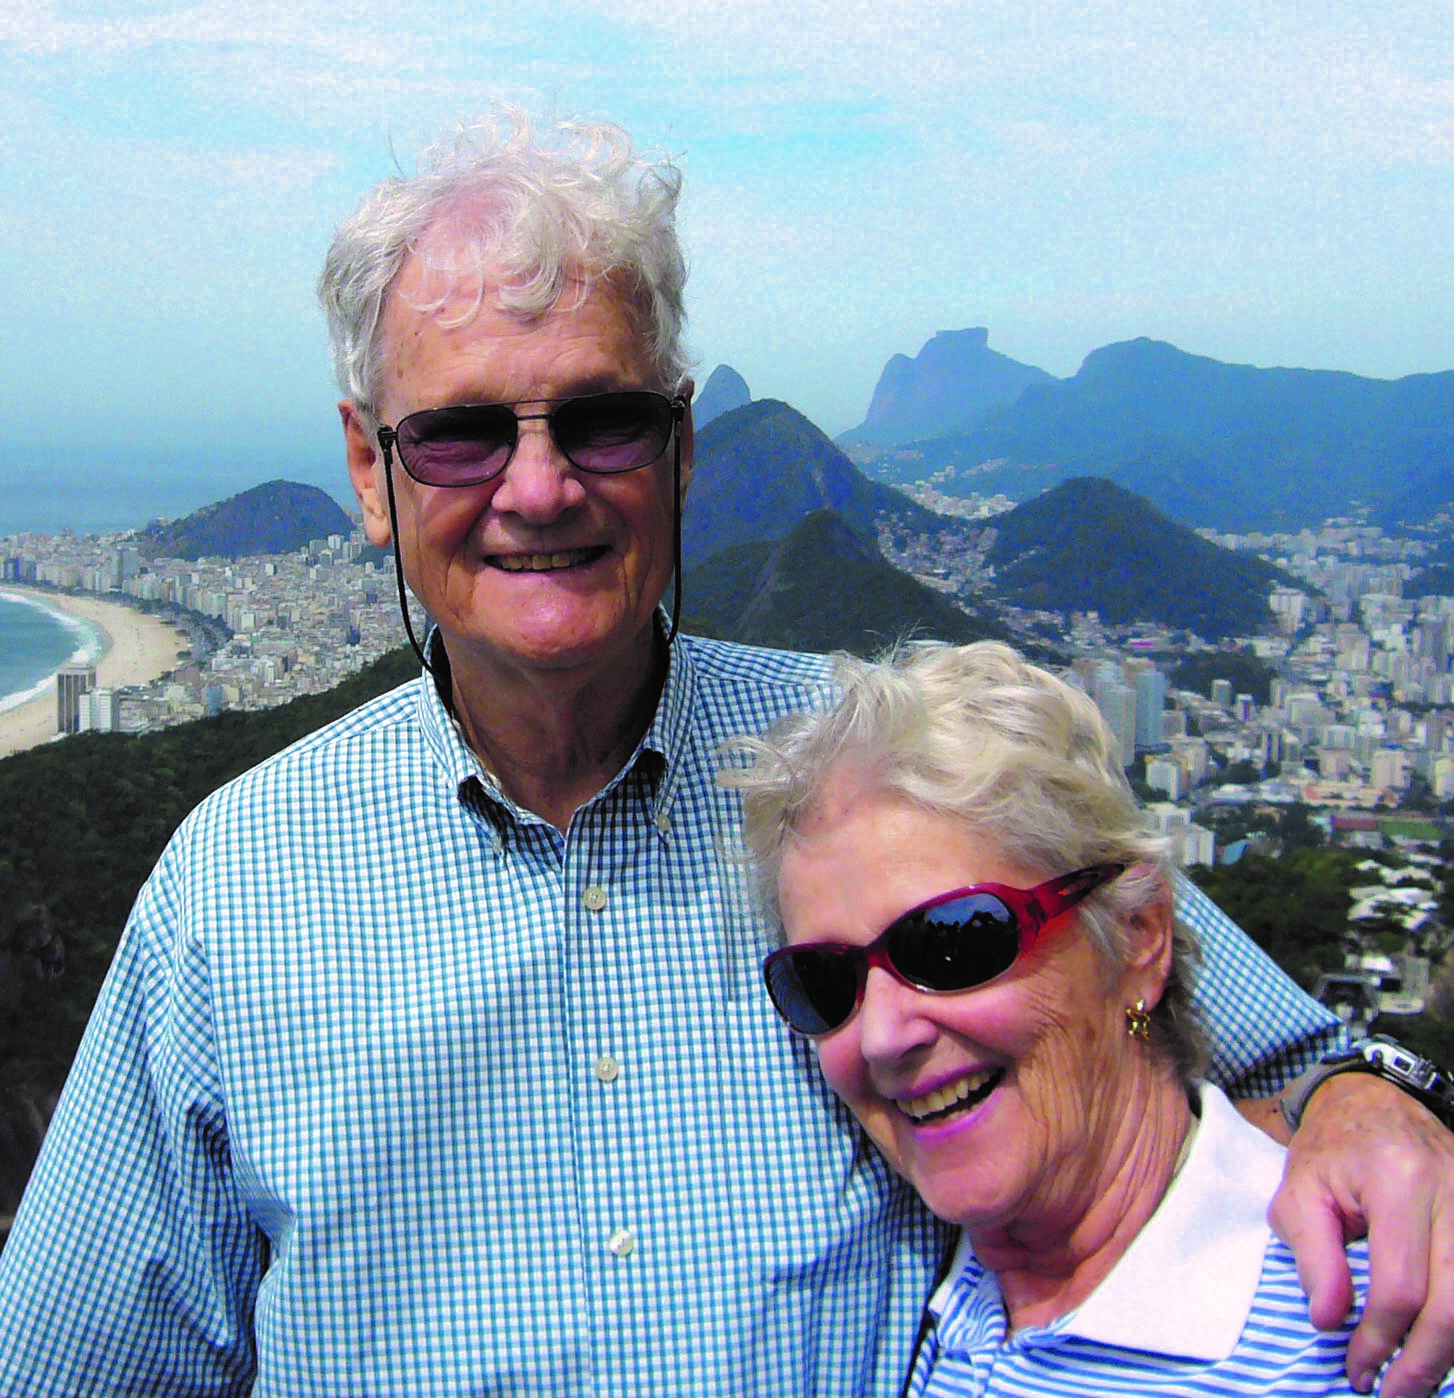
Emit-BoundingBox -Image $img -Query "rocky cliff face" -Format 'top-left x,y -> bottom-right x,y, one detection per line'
841,328 -> 1055,448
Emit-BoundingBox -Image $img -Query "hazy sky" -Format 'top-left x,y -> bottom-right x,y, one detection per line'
3,0 -> 1449,520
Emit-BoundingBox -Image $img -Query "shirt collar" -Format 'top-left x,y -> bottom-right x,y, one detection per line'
929,1081 -> 1285,1363
412,615 -> 698,826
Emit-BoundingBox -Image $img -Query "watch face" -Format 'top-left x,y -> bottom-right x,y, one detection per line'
1364,1040 -> 1454,1122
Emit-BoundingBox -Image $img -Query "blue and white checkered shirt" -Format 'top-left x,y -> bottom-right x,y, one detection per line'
0,634 -> 1342,1395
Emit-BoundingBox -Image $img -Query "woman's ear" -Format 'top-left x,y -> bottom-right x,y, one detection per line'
1122,876 -> 1176,1010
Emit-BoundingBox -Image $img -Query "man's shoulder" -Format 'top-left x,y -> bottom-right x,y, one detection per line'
678,634 -> 833,691
675,635 -> 835,733
195,674 -> 427,813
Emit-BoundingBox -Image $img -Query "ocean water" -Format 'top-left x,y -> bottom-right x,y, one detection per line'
0,593 -> 106,715
0,457 -> 353,537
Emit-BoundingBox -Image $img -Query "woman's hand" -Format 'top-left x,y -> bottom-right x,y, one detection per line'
1270,1072 -> 1454,1396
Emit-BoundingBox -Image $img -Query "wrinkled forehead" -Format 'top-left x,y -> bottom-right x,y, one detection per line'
376,219 -> 651,386
385,226 -> 519,332
386,244 -> 504,333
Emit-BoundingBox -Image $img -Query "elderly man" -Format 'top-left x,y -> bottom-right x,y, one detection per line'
0,110 -> 1451,1396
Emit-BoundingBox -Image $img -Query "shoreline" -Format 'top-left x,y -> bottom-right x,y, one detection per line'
0,588 -> 190,761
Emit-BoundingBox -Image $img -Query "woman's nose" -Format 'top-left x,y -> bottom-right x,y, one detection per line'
853,965 -> 938,1067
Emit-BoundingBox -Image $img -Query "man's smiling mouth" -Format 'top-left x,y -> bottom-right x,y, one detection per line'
489,547 -> 603,573
900,1068 -> 1005,1124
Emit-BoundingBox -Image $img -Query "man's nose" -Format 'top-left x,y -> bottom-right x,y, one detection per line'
488,420 -> 588,520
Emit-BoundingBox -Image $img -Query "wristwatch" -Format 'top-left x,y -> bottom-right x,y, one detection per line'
1277,1034 -> 1454,1134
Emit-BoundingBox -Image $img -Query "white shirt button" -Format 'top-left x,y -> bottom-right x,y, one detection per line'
583,884 -> 607,912
653,811 -> 671,834
594,1054 -> 621,1084
608,1227 -> 635,1258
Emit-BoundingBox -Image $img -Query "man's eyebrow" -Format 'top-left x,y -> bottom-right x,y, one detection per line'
432,376 -> 653,410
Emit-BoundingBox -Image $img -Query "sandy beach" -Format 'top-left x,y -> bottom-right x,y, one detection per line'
0,590 -> 189,761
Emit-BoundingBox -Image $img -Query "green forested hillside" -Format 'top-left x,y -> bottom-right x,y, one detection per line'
0,649 -> 418,1112
137,480 -> 354,559
683,509 -> 1005,654
986,477 -> 1288,639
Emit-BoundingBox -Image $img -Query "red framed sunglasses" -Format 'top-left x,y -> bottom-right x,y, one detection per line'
763,863 -> 1125,1036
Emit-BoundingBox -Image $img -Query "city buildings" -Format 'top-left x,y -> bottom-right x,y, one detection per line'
4,530 -> 403,736
55,665 -> 96,736
9,512 -> 1454,840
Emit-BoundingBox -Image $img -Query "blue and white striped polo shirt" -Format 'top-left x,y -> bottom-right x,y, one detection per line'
909,1083 -> 1447,1397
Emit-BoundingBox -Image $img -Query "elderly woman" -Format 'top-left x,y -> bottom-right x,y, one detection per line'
728,640 -> 1454,1396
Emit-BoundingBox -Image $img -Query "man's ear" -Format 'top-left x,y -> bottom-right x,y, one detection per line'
341,401 -> 393,547
677,379 -> 695,509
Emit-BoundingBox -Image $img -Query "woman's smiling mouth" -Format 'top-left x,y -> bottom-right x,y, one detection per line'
899,1068 -> 1005,1124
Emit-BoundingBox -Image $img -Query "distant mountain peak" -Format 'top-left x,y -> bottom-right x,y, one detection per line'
685,398 -> 936,564
693,364 -> 752,429
841,328 -> 1055,449
922,326 -> 990,354
136,480 -> 354,560
858,339 -> 1454,531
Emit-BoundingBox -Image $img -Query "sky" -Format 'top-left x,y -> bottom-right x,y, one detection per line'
2,0 -> 1450,530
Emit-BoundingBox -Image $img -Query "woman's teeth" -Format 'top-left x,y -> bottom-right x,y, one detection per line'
901,1068 -> 1003,1123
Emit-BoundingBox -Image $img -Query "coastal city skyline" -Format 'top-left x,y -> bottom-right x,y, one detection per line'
4,0 -> 1449,536
7,507 -> 1453,823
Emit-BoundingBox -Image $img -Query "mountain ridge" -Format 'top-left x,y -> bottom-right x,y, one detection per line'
982,476 -> 1291,638
684,398 -> 940,563
839,327 -> 1055,449
682,508 -> 1005,654
857,336 -> 1454,531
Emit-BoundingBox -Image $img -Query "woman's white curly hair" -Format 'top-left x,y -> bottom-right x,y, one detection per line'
723,640 -> 1208,1083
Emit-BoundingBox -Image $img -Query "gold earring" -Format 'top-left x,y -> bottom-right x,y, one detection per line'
1125,999 -> 1152,1041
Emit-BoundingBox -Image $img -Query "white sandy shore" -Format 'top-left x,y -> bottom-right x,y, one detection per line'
0,589 -> 189,761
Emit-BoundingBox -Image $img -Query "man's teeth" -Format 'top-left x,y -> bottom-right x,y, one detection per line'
901,1069 -> 1001,1122
493,549 -> 592,572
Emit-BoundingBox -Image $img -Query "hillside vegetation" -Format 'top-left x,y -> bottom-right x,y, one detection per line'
683,509 -> 1005,653
137,480 -> 354,560
984,477 -> 1288,638
0,650 -> 417,1105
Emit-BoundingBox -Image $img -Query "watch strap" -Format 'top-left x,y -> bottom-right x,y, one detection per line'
1278,1048 -> 1369,1135
1278,1035 -> 1454,1134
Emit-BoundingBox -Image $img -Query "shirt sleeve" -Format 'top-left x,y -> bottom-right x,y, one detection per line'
1177,873 -> 1348,1099
0,835 -> 263,1394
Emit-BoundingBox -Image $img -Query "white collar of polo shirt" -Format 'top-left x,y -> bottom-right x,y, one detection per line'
928,1081 -> 1283,1363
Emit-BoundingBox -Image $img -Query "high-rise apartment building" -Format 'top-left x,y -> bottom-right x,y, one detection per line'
79,687 -> 119,734
56,665 -> 96,736
1094,679 -> 1137,769
1133,669 -> 1167,750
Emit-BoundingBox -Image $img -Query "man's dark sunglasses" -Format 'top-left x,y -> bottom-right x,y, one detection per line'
376,390 -> 686,488
763,863 -> 1125,1037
